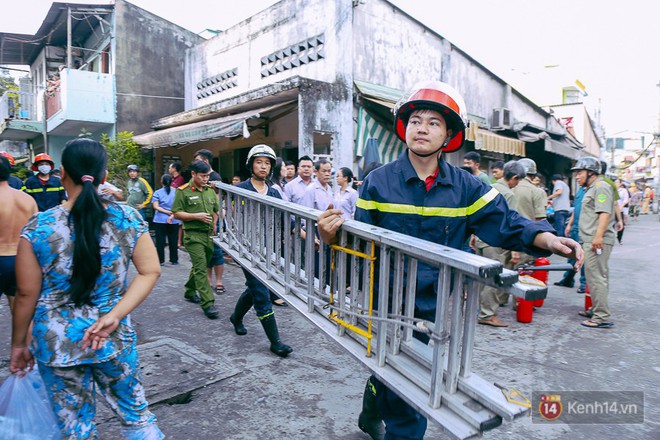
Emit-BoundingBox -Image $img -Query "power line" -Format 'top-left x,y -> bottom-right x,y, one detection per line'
618,136 -> 659,170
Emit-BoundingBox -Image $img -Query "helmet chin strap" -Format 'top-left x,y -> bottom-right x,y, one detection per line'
408,137 -> 450,158
409,146 -> 443,158
580,171 -> 596,187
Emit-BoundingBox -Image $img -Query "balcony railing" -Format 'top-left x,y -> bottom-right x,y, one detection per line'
45,88 -> 61,120
0,91 -> 38,121
45,68 -> 115,135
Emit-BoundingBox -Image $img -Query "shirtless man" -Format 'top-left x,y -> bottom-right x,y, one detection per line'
0,156 -> 38,310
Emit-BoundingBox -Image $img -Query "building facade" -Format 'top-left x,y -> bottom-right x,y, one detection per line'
0,0 -> 202,166
128,0 -> 588,182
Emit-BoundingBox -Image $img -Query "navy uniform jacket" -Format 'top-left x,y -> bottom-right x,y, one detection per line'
24,175 -> 67,212
236,178 -> 283,288
8,176 -> 24,191
356,151 -> 554,317
237,178 -> 281,199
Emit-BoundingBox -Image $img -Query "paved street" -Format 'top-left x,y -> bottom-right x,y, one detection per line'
0,214 -> 658,439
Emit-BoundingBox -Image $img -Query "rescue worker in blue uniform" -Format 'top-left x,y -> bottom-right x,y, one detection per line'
318,81 -> 584,440
229,145 -> 293,357
0,151 -> 25,191
24,153 -> 66,211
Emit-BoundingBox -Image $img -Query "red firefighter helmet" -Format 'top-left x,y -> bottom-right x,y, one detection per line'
393,81 -> 468,153
0,151 -> 15,166
31,153 -> 55,171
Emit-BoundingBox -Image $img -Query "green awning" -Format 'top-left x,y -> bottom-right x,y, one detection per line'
355,80 -> 404,107
355,107 -> 406,164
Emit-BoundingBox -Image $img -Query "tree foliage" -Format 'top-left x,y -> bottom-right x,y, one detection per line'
0,68 -> 18,95
100,131 -> 151,192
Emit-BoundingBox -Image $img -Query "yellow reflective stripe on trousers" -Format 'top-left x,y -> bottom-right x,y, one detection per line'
356,187 -> 499,217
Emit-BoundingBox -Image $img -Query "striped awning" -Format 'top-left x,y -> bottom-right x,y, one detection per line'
355,107 -> 407,164
465,122 -> 526,157
476,129 -> 526,156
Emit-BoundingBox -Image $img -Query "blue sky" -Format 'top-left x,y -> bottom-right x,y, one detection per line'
3,0 -> 659,139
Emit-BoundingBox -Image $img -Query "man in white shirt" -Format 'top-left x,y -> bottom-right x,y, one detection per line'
615,178 -> 629,244
283,156 -> 314,204
299,158 -> 333,285
548,174 -> 571,237
300,159 -> 333,211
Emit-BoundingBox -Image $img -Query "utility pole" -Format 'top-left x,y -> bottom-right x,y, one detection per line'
655,80 -> 660,214
67,7 -> 73,69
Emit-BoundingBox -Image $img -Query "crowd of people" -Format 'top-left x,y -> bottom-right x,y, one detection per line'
0,78 -> 646,439
0,142 -> 367,437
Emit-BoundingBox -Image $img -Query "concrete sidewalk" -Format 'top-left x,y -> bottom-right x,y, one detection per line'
0,215 -> 658,439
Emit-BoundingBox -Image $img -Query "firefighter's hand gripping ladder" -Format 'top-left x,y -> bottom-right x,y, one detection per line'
216,183 -> 544,439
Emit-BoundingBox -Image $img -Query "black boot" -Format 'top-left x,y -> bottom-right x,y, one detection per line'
358,377 -> 385,440
561,270 -> 576,287
259,314 -> 293,357
554,271 -> 575,287
229,291 -> 253,335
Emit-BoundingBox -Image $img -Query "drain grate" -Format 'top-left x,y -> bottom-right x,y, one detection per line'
96,337 -> 241,422
137,337 -> 241,405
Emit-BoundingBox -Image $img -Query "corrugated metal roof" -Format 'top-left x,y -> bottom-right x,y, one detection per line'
134,101 -> 296,149
0,3 -> 113,65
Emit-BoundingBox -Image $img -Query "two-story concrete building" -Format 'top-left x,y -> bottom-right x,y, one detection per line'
131,0 -> 586,182
0,0 -> 202,166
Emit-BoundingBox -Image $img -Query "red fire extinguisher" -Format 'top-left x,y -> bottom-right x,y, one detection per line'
516,298 -> 534,323
531,258 -> 550,307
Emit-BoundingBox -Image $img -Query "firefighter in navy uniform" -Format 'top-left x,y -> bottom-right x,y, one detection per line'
229,144 -> 293,358
0,152 -> 24,191
317,81 -> 584,440
171,160 -> 220,319
24,153 -> 66,211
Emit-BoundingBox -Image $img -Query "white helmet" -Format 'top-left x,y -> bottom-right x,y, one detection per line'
246,144 -> 276,176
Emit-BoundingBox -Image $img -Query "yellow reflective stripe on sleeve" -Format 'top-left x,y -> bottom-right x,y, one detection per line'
46,187 -> 64,192
25,188 -> 41,193
356,187 -> 499,218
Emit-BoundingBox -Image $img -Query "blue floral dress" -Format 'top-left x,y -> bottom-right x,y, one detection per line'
21,203 -> 146,366
21,203 -> 163,439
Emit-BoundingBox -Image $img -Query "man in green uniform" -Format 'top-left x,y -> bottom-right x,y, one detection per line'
473,160 -> 525,327
172,160 -> 220,319
512,158 -> 548,267
572,158 -> 616,328
125,164 -> 153,219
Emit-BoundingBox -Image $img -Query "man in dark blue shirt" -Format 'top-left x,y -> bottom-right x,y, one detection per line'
229,144 -> 293,358
24,153 -> 66,212
319,81 -> 583,440
0,151 -> 24,191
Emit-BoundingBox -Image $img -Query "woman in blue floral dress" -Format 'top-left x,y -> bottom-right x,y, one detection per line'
10,138 -> 163,439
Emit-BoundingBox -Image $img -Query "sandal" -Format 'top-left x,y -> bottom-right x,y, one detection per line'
580,320 -> 614,328
578,310 -> 592,318
215,285 -> 226,295
272,298 -> 288,307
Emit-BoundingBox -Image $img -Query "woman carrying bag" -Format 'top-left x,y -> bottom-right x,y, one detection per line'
10,138 -> 163,439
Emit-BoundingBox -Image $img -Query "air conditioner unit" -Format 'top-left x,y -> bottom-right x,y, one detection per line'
491,108 -> 512,130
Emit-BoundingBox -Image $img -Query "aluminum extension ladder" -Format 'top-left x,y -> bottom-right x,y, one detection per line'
214,182 -> 544,439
